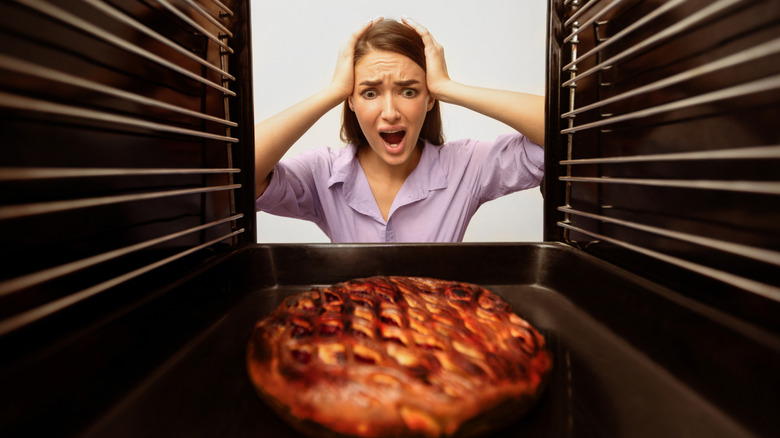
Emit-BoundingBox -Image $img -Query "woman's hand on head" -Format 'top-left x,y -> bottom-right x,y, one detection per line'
329,17 -> 383,100
401,17 -> 452,101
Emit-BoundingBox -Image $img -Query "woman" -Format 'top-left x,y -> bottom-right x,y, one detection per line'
255,17 -> 545,242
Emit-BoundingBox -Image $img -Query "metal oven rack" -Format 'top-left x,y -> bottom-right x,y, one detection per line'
545,0 -> 780,327
1,1 -> 779,437
0,1 -> 255,432
0,0 -> 255,337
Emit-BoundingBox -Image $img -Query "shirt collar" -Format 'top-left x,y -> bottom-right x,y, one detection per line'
403,140 -> 448,197
328,141 -> 448,188
326,144 -> 381,221
327,141 -> 449,220
327,143 -> 359,188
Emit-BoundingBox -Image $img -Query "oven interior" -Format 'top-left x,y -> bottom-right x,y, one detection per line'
1,0 -> 778,437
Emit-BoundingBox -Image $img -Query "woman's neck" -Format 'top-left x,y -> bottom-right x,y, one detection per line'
356,144 -> 422,221
356,144 -> 422,184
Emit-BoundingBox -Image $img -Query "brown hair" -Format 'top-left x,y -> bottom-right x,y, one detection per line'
340,19 -> 444,147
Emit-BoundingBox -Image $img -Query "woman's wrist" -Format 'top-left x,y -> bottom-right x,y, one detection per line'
325,82 -> 353,107
429,79 -> 462,105
314,84 -> 350,112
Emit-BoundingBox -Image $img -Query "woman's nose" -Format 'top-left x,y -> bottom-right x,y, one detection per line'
381,95 -> 400,121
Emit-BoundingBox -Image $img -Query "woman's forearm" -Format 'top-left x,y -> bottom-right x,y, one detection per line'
436,82 -> 545,147
400,17 -> 545,147
254,86 -> 345,195
254,19 -> 381,196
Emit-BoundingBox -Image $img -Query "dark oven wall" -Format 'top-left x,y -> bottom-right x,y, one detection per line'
0,0 -> 255,346
545,0 -> 780,330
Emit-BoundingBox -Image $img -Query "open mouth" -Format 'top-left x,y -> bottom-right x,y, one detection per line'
379,129 -> 406,146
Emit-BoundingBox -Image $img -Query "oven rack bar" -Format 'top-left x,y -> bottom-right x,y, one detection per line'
12,0 -> 235,96
553,0 -> 779,306
0,214 -> 243,297
559,176 -> 780,195
0,0 -> 251,340
82,0 -> 235,81
562,37 -> 780,120
559,206 -> 780,267
560,145 -> 780,165
560,74 -> 780,135
0,228 -> 245,337
0,92 -> 239,143
0,167 -> 240,181
557,221 -> 780,302
183,0 -> 233,37
561,0 -> 684,75
564,0 -> 621,31
562,0 -> 736,86
0,55 -> 237,128
0,184 -> 241,221
157,0 -> 233,54
210,0 -> 233,16
219,72 -> 238,220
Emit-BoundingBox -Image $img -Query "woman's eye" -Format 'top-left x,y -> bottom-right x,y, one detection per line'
361,89 -> 377,99
402,89 -> 418,98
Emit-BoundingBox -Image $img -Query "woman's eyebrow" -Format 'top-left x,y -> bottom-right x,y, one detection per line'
358,79 -> 421,87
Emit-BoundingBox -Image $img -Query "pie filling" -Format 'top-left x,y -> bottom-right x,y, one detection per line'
247,276 -> 552,438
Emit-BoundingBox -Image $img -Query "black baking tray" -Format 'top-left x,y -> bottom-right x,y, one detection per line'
1,243 -> 777,437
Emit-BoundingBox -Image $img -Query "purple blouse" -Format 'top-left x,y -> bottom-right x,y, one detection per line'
256,133 -> 544,243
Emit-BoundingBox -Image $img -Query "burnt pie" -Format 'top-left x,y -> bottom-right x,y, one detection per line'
246,276 -> 551,437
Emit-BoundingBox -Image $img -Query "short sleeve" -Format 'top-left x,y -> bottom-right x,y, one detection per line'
471,133 -> 544,202
255,150 -> 325,223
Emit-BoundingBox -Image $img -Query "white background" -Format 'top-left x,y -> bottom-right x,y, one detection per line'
251,1 -> 548,243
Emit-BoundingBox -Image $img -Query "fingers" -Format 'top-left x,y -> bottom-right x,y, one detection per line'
401,16 -> 450,98
350,16 -> 383,44
340,16 -> 383,60
332,17 -> 383,98
401,16 -> 439,48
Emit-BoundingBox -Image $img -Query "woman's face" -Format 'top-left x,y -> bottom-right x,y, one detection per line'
349,49 -> 435,169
